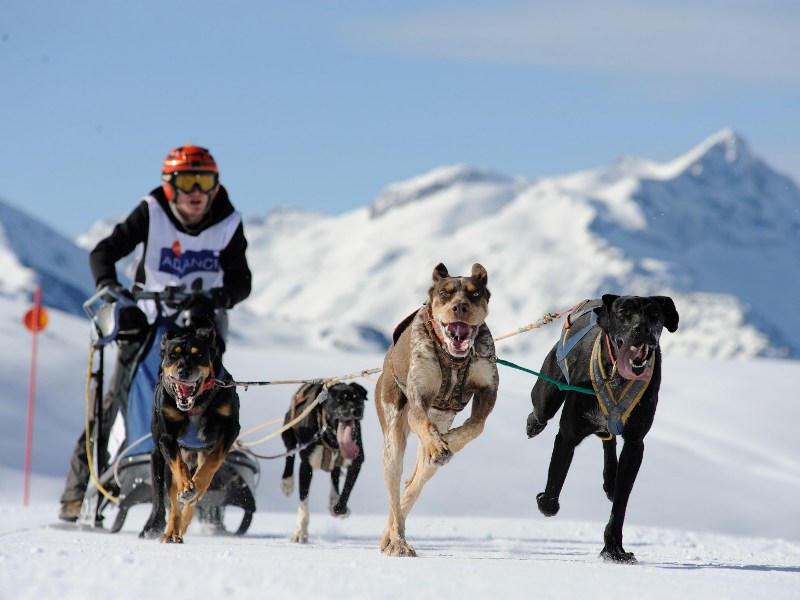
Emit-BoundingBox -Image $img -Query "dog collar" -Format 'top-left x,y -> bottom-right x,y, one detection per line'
200,365 -> 218,393
428,319 -> 445,345
604,334 -> 620,374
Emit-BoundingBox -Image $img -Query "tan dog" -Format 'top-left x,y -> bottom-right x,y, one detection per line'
374,263 -> 498,557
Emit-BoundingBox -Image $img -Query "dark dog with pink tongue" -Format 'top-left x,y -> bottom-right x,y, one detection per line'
280,381 -> 367,543
526,294 -> 679,564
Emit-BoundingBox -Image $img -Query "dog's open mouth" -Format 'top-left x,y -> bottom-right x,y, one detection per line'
336,420 -> 360,460
439,321 -> 479,357
615,341 -> 655,381
166,374 -> 204,411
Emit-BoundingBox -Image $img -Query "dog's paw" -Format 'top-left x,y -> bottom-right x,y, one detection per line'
380,537 -> 417,557
290,530 -> 309,544
280,476 -> 294,497
159,531 -> 184,544
600,545 -> 637,564
536,492 -> 560,517
178,487 -> 198,505
432,450 -> 452,466
426,442 -> 453,466
331,502 -> 351,518
526,412 -> 547,438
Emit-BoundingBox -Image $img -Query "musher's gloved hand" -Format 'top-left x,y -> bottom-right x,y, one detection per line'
187,291 -> 216,316
99,281 -> 133,304
209,287 -> 232,309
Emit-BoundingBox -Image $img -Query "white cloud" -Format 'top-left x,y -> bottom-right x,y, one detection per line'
349,1 -> 800,85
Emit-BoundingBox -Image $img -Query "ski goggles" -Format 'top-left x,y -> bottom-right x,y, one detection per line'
169,171 -> 219,194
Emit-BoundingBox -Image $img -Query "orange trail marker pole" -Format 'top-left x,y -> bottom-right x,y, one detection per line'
23,287 -> 47,506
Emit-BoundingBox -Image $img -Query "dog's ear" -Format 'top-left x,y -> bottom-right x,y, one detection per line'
653,296 -> 679,333
349,382 -> 368,400
432,263 -> 449,282
160,330 -> 179,352
191,316 -> 216,339
596,294 -> 619,331
471,263 -> 488,286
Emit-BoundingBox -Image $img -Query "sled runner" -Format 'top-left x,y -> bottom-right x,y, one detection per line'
77,285 -> 259,535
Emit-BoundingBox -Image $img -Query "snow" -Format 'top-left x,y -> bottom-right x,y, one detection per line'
1,295 -> 799,599
1,129 -> 799,597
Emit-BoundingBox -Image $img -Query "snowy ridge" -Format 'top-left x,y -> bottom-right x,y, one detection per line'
240,129 -> 800,358
369,164 -> 524,218
0,198 -> 94,315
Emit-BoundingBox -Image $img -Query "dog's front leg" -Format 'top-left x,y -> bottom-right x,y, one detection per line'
331,440 -> 365,517
177,442 -> 227,537
156,434 -> 192,543
600,438 -> 644,564
602,437 -> 618,501
537,429 -> 581,518
442,389 -> 497,454
291,457 -> 313,543
407,400 -> 452,466
280,428 -> 297,497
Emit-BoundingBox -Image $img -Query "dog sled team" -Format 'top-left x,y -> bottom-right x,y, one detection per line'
60,145 -> 678,564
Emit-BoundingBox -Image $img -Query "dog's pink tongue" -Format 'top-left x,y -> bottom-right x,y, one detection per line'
336,421 -> 359,460
445,322 -> 473,353
178,382 -> 195,399
616,346 -> 654,381
448,322 -> 470,341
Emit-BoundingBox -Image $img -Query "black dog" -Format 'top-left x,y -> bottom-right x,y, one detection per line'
527,295 -> 679,563
280,382 -> 367,543
140,320 -> 240,543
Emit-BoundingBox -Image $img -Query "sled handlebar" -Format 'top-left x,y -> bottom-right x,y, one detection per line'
83,284 -> 212,320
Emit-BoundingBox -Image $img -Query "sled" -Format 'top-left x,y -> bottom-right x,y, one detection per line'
77,285 -> 259,535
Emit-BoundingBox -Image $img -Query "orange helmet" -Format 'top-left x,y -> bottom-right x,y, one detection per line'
161,145 -> 220,201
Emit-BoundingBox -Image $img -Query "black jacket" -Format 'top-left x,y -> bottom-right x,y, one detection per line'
89,186 -> 252,307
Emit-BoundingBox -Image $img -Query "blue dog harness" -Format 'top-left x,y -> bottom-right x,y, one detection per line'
555,300 -> 600,384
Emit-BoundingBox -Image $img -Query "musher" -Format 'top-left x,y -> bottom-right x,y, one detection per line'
58,145 -> 252,521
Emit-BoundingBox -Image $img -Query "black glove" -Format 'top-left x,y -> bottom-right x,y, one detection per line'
186,291 -> 216,316
209,287 -> 232,309
98,281 -> 133,304
182,291 -> 216,331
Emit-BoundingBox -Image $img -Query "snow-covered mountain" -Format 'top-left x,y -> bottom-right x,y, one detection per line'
0,200 -> 94,316
241,129 -> 799,358
1,129 -> 796,358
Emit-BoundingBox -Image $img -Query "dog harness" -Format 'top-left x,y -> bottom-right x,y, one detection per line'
589,333 -> 652,438
556,301 -> 653,438
389,306 -> 475,413
424,317 -> 474,412
555,299 -> 599,384
287,383 -> 346,471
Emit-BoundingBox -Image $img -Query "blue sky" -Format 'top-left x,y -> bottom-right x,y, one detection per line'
2,0 -> 799,239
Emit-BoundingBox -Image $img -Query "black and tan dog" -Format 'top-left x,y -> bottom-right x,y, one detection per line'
374,263 -> 498,557
280,381 -> 367,543
527,294 -> 679,563
139,319 -> 240,543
